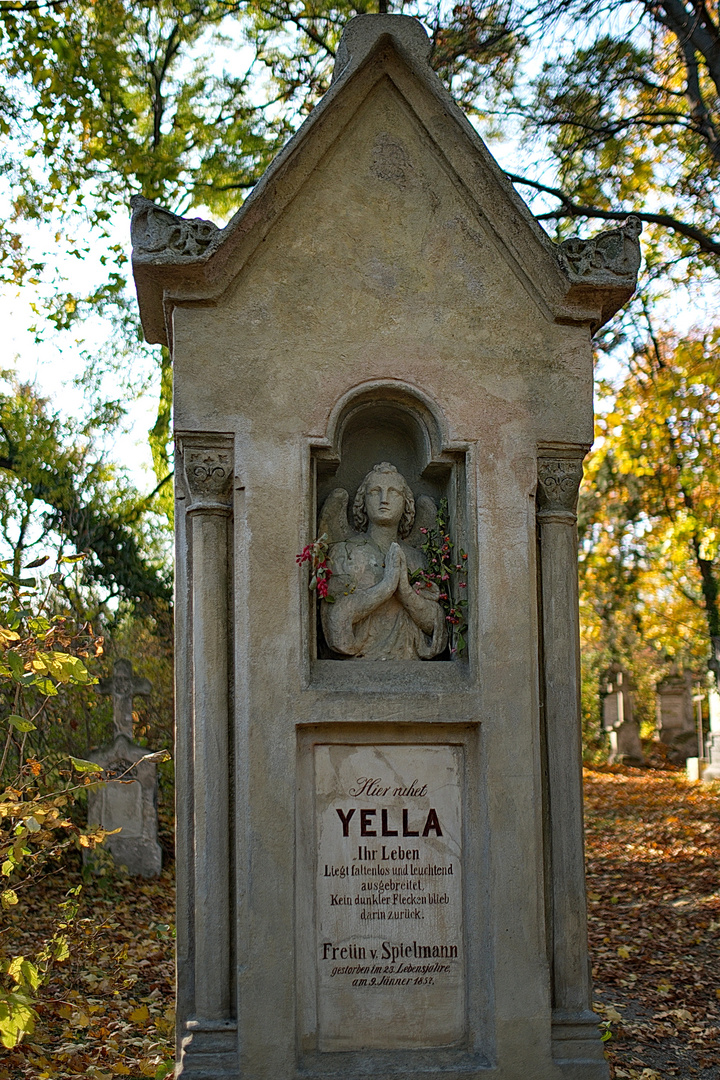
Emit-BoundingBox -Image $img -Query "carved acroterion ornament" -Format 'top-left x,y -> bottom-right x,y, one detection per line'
130,195 -> 220,259
557,216 -> 642,282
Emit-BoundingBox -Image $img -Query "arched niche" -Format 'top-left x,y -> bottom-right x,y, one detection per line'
316,381 -> 458,512
311,381 -> 469,663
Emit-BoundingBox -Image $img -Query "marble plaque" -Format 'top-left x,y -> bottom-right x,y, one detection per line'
314,743 -> 464,1051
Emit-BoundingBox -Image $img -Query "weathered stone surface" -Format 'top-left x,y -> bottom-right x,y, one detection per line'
97,658 -> 151,740
85,733 -> 162,878
86,660 -> 161,878
702,687 -> 720,781
656,671 -> 697,763
131,13 -> 641,1079
320,464 -> 447,660
602,664 -> 643,765
314,744 -> 463,1050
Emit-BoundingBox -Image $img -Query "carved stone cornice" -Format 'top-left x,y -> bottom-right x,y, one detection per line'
179,435 -> 234,514
130,195 -> 220,259
537,457 -> 584,523
556,216 -> 642,284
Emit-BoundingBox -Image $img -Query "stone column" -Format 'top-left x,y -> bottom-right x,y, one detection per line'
537,452 -> 605,1071
179,434 -> 236,1075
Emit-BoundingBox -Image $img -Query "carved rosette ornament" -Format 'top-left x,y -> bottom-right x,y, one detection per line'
182,443 -> 234,514
536,458 -> 584,523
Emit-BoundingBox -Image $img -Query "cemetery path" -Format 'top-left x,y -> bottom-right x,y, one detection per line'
1,767 -> 717,1079
585,766 -> 720,1080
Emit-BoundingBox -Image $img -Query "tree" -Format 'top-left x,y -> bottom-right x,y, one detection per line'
0,378 -> 170,612
579,325 -> 720,690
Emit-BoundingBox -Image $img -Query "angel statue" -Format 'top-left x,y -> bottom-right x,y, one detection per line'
318,462 -> 448,661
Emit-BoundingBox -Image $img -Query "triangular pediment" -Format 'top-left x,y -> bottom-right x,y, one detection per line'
131,16 -> 640,346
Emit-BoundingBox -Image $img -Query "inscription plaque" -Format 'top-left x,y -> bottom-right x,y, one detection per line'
314,743 -> 464,1051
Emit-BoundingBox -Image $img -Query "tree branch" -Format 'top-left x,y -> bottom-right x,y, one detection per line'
678,35 -> 720,165
653,0 -> 720,99
505,172 -> 720,255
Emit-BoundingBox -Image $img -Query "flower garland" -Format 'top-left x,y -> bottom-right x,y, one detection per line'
410,499 -> 468,655
296,533 -> 334,601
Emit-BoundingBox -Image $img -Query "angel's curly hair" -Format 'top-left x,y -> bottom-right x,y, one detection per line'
353,463 -> 415,539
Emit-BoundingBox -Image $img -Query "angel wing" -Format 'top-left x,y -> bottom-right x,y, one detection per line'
318,488 -> 353,543
406,494 -> 437,549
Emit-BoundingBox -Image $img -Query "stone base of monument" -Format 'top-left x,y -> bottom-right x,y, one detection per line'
607,723 -> 643,766
686,757 -> 708,782
661,732 -> 699,764
179,1021 -> 238,1077
552,1011 -> 609,1075
702,732 -> 720,781
84,733 -> 162,878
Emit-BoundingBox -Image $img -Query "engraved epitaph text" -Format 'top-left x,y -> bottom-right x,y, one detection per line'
314,744 -> 464,1050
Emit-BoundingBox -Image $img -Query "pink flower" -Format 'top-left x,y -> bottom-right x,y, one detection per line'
296,545 -> 313,564
317,578 -> 329,598
420,527 -> 428,534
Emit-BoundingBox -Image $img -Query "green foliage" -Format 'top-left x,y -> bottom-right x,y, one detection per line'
0,376 -> 171,612
578,326 -> 720,750
410,499 -> 469,656
0,564 -> 112,1049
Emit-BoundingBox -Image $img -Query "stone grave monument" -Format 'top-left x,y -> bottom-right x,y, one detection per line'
131,14 -> 641,1079
655,670 -> 697,763
702,687 -> 720,781
85,659 -> 162,877
601,664 -> 643,765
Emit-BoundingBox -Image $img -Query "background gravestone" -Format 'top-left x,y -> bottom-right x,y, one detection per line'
601,664 -> 643,765
85,659 -> 162,878
703,688 -> 720,781
655,670 -> 697,763
131,14 -> 640,1079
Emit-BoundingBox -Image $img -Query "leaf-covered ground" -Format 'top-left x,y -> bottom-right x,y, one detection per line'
2,767 -> 718,1078
586,767 -> 720,1080
0,867 -> 175,1079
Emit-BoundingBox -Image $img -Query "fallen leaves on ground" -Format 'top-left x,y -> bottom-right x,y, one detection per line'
585,766 -> 720,1080
2,767 -> 718,1078
0,866 -> 175,1079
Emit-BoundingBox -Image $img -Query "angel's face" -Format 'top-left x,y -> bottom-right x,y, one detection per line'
364,476 -> 405,529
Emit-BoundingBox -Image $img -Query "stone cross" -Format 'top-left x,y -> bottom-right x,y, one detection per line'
97,659 -> 152,740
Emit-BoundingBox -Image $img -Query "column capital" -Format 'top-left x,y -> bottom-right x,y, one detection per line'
179,433 -> 234,514
537,456 -> 584,522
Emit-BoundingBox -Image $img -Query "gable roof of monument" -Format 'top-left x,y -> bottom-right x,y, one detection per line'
131,14 -> 641,347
